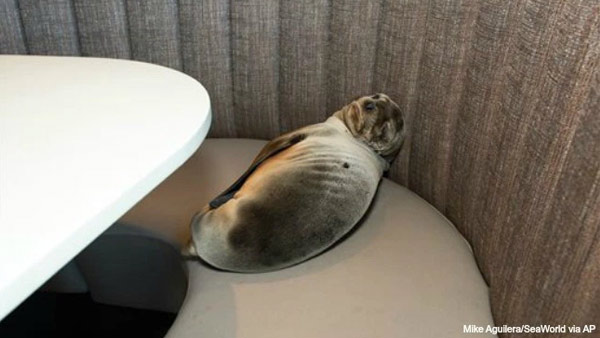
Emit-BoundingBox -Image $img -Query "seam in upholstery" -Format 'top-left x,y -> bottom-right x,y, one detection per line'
526,3 -> 600,234
276,0 -> 281,135
122,0 -> 133,59
487,2 -> 565,231
405,0 -> 432,189
544,169 -> 600,326
324,0 -> 334,115
437,0 -> 481,215
491,1 -> 568,317
15,0 -> 29,54
454,0 -> 523,245
276,0 -> 283,136
174,0 -> 185,71
370,0 -> 385,94
228,0 -> 237,137
69,0 -> 82,55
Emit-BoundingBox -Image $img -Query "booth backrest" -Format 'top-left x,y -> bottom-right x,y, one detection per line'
2,0 -> 598,333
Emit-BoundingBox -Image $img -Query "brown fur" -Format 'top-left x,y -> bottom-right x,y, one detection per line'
186,94 -> 404,272
334,93 -> 405,162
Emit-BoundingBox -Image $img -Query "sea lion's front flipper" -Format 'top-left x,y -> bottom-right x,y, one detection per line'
208,132 -> 307,209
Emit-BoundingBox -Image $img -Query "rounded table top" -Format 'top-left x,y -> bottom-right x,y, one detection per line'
0,55 -> 211,319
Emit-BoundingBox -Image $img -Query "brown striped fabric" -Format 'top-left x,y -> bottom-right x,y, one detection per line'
178,0 -> 235,137
1,1 -> 598,335
279,0 -> 330,132
230,0 -> 280,139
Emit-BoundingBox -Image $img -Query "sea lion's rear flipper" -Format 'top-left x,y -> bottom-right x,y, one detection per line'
208,132 -> 306,209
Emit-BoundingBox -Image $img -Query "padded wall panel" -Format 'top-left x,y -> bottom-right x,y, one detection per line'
230,0 -> 280,139
125,0 -> 181,70
372,0 -> 429,185
19,0 -> 80,55
0,0 -> 27,54
73,0 -> 130,58
445,0 -> 520,251
1,2 -> 599,335
463,0 -> 565,287
406,0 -> 478,211
279,0 -> 330,133
444,0 -> 600,330
179,0 -> 234,138
549,63 -> 600,329
486,0 -> 600,327
326,0 -> 382,114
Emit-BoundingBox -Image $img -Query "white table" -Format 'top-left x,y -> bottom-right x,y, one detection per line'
0,55 -> 211,320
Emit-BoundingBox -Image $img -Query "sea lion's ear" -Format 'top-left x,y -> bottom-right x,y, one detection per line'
209,132 -> 307,209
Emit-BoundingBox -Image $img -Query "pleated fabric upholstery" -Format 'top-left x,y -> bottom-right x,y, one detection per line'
279,0 -> 330,132
0,0 -> 27,53
230,0 -> 280,138
73,0 -> 130,58
1,0 -> 599,334
178,0 -> 234,137
17,0 -> 80,55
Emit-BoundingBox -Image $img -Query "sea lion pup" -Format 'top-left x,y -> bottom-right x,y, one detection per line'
184,94 -> 405,272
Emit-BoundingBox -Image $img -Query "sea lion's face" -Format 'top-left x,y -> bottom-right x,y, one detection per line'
335,93 -> 405,162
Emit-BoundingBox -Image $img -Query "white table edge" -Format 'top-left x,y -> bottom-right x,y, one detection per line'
0,107 -> 211,320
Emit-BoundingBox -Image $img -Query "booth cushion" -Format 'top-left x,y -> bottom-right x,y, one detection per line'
121,139 -> 496,337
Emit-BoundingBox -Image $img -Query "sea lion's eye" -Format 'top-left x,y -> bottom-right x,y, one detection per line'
364,102 -> 376,111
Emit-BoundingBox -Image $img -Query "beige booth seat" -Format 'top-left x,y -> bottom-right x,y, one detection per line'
115,139 -> 496,337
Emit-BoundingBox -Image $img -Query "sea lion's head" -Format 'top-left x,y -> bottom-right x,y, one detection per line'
334,93 -> 405,162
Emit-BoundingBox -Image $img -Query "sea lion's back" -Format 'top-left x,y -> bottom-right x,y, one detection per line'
228,125 -> 384,270
189,95 -> 404,272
